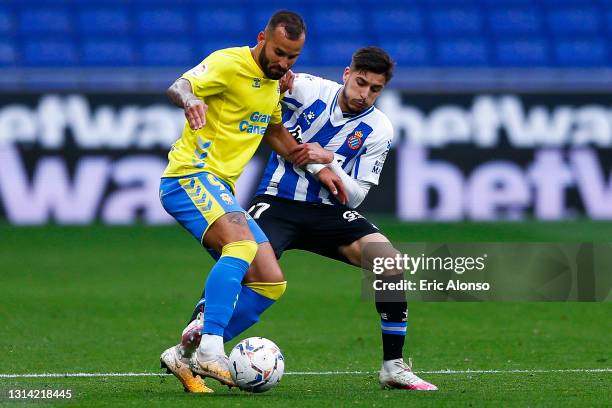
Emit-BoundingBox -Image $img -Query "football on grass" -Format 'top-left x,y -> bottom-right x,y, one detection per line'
229,337 -> 285,393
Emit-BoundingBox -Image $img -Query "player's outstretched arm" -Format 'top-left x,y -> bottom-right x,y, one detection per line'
166,78 -> 208,130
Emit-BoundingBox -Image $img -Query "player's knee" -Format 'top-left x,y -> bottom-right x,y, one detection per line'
245,281 -> 287,301
221,239 -> 259,264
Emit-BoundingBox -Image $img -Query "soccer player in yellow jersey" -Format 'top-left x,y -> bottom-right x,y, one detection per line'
158,10 -> 304,392
159,11 -> 346,393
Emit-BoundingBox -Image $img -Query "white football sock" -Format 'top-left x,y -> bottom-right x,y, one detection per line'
198,334 -> 224,357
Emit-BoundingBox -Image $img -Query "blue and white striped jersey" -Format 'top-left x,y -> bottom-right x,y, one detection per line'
255,73 -> 393,205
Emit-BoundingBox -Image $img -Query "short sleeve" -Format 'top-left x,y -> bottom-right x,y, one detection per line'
181,51 -> 238,99
270,100 -> 282,124
281,73 -> 321,113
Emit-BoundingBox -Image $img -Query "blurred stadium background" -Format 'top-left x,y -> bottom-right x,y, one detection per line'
1,1 -> 611,405
1,0 -> 612,223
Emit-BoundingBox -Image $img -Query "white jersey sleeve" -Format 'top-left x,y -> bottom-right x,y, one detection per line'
281,73 -> 322,114
350,114 -> 393,185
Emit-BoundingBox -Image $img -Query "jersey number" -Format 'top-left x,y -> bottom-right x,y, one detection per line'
247,203 -> 271,219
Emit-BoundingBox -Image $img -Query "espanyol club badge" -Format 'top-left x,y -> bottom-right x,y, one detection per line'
347,130 -> 363,150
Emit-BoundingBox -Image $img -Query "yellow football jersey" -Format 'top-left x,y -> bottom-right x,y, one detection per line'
162,46 -> 282,191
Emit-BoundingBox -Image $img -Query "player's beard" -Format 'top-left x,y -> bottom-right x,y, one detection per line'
341,86 -> 369,114
259,43 -> 287,80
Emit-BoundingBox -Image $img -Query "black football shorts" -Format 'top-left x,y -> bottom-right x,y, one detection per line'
247,195 -> 380,264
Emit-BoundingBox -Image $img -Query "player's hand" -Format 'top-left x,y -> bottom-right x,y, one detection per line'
317,167 -> 348,205
290,143 -> 334,167
185,98 -> 208,130
279,70 -> 295,95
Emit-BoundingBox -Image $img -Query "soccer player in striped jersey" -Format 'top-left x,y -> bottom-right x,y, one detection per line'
182,47 -> 437,391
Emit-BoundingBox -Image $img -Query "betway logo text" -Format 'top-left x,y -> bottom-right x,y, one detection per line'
397,147 -> 612,220
0,95 -> 184,149
378,93 -> 612,148
0,146 -> 263,225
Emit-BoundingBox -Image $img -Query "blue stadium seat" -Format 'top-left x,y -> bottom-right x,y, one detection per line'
19,9 -> 72,34
605,11 -> 612,33
196,10 -> 247,35
0,41 -> 17,66
547,9 -> 600,34
541,0 -> 596,5
195,39 -> 313,64
78,9 -> 129,34
141,40 -> 193,66
435,38 -> 489,66
317,40 -> 367,66
137,9 -> 187,35
422,0 -> 479,4
373,9 -> 423,35
23,39 -> 78,66
0,1 -> 610,69
312,10 -> 363,34
293,45 -> 315,67
554,38 -> 608,66
430,9 -> 483,34
489,8 -> 541,34
81,40 -> 135,66
481,0 -> 534,4
494,38 -> 549,66
381,38 -> 430,66
226,0 -> 307,29
196,34 -> 251,58
0,8 -> 14,34
125,0 -> 191,4
250,3 -> 310,34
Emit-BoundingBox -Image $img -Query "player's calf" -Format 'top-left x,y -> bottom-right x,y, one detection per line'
376,274 -> 408,360
185,242 -> 286,345
184,280 -> 287,347
224,281 -> 286,341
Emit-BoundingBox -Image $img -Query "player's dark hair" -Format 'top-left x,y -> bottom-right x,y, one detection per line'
266,10 -> 306,40
350,47 -> 395,83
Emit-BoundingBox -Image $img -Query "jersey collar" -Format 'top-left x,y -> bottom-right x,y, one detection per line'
330,87 -> 375,126
244,46 -> 266,78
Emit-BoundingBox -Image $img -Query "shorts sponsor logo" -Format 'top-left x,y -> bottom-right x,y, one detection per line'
343,210 -> 364,222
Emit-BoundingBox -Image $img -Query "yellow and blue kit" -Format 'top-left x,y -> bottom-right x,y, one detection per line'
160,46 -> 283,244
160,46 -> 289,338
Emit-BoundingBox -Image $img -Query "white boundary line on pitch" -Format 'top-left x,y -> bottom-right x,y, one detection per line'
0,368 -> 610,379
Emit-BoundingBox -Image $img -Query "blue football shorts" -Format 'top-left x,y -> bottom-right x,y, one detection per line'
159,172 -> 268,258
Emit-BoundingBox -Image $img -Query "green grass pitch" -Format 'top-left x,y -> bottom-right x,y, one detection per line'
0,220 -> 610,407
